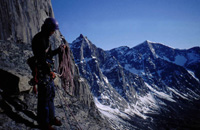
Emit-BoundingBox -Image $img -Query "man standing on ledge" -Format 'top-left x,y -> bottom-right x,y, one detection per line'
32,17 -> 62,130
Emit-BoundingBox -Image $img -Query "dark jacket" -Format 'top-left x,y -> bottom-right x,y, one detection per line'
32,31 -> 60,75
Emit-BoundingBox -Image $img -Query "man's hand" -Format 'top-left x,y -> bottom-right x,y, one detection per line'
63,45 -> 67,49
60,44 -> 66,49
50,71 -> 56,79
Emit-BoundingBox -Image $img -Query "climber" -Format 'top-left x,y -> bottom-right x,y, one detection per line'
31,17 -> 63,130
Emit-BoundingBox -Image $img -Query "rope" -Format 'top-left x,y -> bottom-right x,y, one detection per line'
58,39 -> 74,96
57,37 -> 83,130
56,86 -> 83,130
55,87 -> 72,130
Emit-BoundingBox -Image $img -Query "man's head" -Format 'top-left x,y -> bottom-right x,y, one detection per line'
41,17 -> 59,36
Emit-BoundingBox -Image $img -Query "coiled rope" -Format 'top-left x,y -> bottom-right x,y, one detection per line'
57,37 -> 83,130
58,38 -> 74,96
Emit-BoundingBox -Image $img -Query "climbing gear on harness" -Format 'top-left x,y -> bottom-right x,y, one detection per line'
27,56 -> 56,94
27,56 -> 38,94
50,72 -> 56,80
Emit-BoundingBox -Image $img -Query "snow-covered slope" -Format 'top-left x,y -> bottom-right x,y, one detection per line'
70,35 -> 200,130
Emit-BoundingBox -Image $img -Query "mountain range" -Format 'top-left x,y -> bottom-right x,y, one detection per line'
70,34 -> 200,130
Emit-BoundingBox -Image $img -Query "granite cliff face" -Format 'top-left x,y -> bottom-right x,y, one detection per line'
0,0 -> 53,43
0,0 -> 111,130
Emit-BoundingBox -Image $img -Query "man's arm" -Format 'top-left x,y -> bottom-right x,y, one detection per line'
32,38 -> 50,75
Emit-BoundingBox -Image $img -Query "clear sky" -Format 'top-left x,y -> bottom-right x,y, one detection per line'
52,0 -> 200,50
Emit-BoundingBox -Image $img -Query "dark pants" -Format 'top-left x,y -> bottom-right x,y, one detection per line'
37,76 -> 55,126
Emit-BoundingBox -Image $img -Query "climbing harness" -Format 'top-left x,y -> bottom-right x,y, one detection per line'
27,56 -> 38,94
27,57 -> 56,94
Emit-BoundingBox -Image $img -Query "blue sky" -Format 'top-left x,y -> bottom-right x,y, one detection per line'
52,0 -> 200,50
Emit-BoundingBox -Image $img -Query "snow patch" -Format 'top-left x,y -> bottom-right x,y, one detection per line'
94,98 -> 130,119
145,83 -> 176,102
103,76 -> 109,84
84,37 -> 91,45
186,88 -> 200,99
162,56 -> 171,62
187,70 -> 199,82
130,93 -> 158,119
168,87 -> 189,100
148,42 -> 158,58
124,64 -> 144,75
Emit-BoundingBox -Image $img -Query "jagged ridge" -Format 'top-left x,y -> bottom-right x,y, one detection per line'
70,34 -> 200,129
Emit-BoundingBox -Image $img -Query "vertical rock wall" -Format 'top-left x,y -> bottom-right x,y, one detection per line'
0,0 -> 53,43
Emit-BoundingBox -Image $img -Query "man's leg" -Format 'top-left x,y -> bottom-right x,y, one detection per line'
49,81 -> 62,126
49,99 -> 55,121
37,83 -> 50,127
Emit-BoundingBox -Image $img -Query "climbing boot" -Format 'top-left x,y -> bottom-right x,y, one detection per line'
40,124 -> 56,130
50,117 -> 62,126
47,125 -> 56,130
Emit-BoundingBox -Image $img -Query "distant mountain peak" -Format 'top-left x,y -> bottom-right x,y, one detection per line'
145,40 -> 152,43
79,34 -> 89,40
72,34 -> 90,44
80,34 -> 84,38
